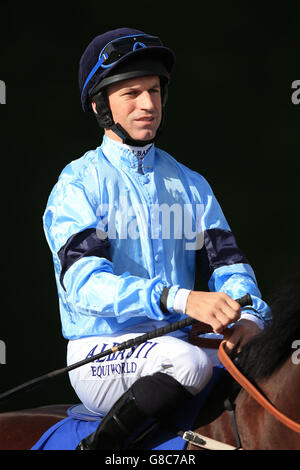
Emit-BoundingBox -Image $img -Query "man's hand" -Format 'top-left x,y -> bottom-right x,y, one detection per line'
185,291 -> 241,334
223,318 -> 261,354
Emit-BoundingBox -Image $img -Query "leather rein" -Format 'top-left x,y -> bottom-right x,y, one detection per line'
217,339 -> 300,434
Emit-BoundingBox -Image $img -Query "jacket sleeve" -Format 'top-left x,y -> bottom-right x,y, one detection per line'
194,175 -> 272,328
43,177 -> 171,324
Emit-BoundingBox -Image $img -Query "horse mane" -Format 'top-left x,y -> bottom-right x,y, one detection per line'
236,271 -> 300,382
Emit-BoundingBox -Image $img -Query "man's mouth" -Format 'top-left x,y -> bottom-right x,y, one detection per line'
135,116 -> 155,122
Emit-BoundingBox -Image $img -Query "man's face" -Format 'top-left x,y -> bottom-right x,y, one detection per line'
104,75 -> 162,142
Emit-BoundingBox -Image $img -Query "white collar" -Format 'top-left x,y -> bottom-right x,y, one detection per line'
107,137 -> 152,159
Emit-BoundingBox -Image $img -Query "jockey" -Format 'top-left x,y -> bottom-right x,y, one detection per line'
43,28 -> 272,449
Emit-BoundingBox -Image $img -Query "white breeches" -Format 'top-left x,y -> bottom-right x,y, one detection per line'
67,321 -> 219,416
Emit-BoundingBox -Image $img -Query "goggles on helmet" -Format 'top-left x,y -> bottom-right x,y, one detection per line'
81,34 -> 163,98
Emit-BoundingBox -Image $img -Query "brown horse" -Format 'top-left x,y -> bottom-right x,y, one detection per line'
0,404 -> 71,450
188,274 -> 300,450
1,275 -> 300,450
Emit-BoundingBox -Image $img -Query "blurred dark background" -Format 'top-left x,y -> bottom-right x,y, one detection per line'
0,1 -> 299,413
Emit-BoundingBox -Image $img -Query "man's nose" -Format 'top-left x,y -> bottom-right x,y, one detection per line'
138,91 -> 155,110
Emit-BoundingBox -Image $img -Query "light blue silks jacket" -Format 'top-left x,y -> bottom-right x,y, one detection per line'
43,135 -> 271,340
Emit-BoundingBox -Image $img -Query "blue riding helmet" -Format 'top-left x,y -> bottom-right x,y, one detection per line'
79,27 -> 176,113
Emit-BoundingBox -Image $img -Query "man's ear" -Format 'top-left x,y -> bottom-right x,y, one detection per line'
91,99 -> 98,115
91,92 -> 114,128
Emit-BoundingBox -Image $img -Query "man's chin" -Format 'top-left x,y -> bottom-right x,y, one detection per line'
130,129 -> 157,143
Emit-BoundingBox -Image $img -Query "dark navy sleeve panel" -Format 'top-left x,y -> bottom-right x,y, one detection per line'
58,228 -> 111,291
196,228 -> 248,282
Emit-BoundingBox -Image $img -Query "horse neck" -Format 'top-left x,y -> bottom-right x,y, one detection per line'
259,353 -> 300,421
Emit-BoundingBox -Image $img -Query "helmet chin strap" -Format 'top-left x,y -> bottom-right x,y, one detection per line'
110,122 -> 158,147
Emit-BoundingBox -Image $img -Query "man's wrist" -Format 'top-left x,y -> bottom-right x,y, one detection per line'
239,312 -> 264,330
173,288 -> 192,314
160,286 -> 188,314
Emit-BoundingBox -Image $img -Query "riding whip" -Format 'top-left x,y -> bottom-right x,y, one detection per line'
0,294 -> 252,405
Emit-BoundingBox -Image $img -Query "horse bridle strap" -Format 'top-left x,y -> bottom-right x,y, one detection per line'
218,341 -> 300,434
